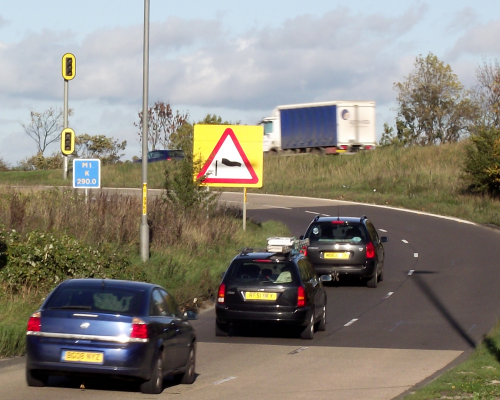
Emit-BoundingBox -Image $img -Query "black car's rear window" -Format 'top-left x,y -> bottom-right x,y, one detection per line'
306,222 -> 366,244
226,260 -> 298,285
45,286 -> 145,316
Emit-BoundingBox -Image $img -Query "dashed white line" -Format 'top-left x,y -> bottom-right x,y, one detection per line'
305,211 -> 319,214
384,292 -> 394,299
213,376 -> 237,385
321,213 -> 330,216
344,318 -> 358,327
402,239 -> 409,244
288,347 -> 309,355
379,229 -> 387,232
414,253 -> 418,257
408,270 -> 414,275
263,205 -> 292,210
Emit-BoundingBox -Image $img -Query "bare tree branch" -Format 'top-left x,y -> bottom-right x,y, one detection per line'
19,108 -> 65,155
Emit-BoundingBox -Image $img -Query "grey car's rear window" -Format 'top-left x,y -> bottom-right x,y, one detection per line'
306,222 -> 366,243
45,286 -> 145,316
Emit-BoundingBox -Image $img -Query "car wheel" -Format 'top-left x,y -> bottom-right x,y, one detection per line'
300,313 -> 314,340
378,266 -> 384,282
174,345 -> 196,385
367,266 -> 378,288
317,304 -> 327,332
215,321 -> 229,337
140,353 -> 163,394
26,368 -> 48,387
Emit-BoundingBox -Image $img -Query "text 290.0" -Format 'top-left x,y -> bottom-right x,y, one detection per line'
76,178 -> 97,185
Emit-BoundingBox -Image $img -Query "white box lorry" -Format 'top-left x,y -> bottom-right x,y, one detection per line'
261,101 -> 376,155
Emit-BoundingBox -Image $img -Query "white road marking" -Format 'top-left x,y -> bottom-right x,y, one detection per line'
414,253 -> 418,257
384,292 -> 394,299
305,211 -> 318,214
344,318 -> 358,327
213,376 -> 237,385
379,229 -> 387,232
408,270 -> 414,275
263,205 -> 292,209
321,213 -> 330,216
288,347 -> 309,355
402,239 -> 409,243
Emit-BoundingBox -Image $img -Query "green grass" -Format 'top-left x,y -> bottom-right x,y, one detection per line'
1,143 -> 500,399
403,321 -> 500,399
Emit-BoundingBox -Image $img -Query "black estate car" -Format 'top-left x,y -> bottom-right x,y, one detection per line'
302,216 -> 388,288
215,237 -> 331,339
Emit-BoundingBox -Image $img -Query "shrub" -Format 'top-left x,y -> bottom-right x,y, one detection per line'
462,126 -> 500,196
0,227 -> 139,292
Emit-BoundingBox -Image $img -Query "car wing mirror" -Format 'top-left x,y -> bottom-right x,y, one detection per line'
320,275 -> 332,282
183,310 -> 198,320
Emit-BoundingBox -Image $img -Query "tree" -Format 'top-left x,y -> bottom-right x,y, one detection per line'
164,114 -> 237,210
135,101 -> 189,150
163,153 -> 219,211
470,58 -> 500,128
15,152 -> 63,171
0,157 -> 9,172
394,53 -> 476,145
378,121 -> 414,147
20,108 -> 72,155
462,126 -> 500,196
75,134 -> 127,165
170,114 -> 240,155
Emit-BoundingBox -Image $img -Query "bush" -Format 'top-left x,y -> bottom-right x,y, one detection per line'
15,152 -> 63,171
0,227 -> 139,292
462,126 -> 500,196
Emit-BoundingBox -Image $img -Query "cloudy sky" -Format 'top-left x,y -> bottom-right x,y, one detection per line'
1,0 -> 500,165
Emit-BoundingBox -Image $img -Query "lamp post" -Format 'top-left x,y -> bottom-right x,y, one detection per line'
140,0 -> 150,261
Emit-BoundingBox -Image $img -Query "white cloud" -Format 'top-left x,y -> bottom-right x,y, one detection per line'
0,4 -> 449,163
448,18 -> 500,59
445,7 -> 479,34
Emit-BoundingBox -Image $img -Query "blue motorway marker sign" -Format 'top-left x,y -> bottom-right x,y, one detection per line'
73,159 -> 101,188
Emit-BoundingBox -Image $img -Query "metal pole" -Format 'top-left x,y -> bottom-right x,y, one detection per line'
243,188 -> 247,231
63,80 -> 68,179
140,0 -> 150,262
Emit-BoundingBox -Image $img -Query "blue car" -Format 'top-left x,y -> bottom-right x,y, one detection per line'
26,278 -> 197,394
134,149 -> 185,163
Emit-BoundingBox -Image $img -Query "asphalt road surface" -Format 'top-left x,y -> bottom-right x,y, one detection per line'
1,192 -> 499,400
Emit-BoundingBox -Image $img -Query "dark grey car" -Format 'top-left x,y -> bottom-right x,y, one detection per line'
302,216 -> 388,288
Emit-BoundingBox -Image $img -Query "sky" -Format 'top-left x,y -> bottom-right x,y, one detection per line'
1,0 -> 500,165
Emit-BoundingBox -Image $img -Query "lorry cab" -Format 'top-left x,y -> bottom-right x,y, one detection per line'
262,114 -> 281,154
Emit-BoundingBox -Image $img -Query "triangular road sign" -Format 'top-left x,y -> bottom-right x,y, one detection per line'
197,128 -> 259,184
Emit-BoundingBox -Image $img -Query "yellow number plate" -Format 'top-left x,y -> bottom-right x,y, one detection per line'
245,292 -> 277,301
63,351 -> 104,363
324,252 -> 350,259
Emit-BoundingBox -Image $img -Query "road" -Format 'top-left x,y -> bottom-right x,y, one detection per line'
1,192 -> 499,399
